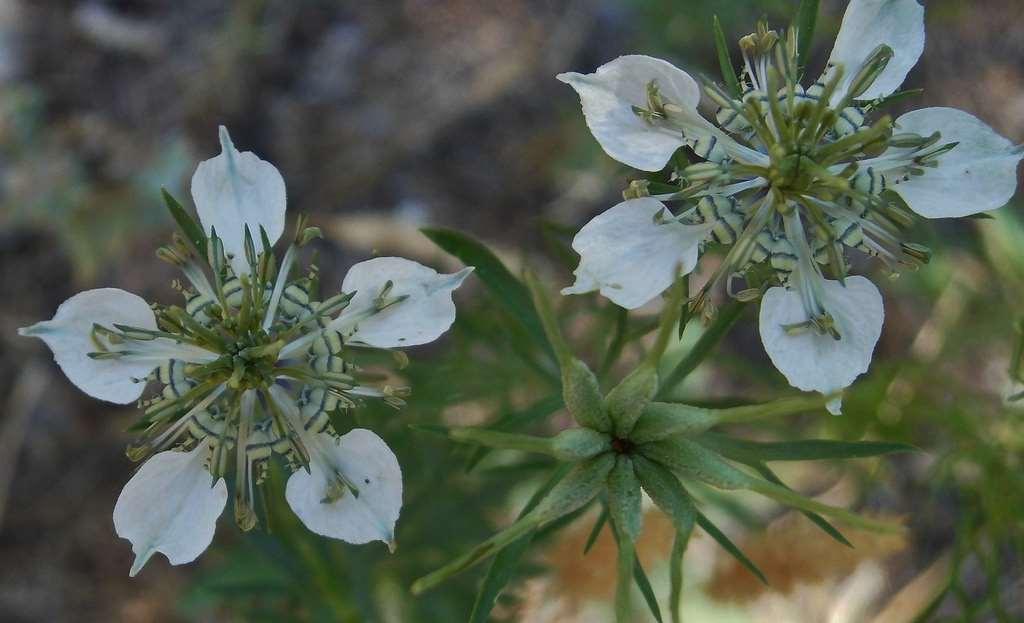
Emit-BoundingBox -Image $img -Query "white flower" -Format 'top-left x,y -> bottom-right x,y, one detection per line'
559,0 -> 1022,407
20,127 -> 471,574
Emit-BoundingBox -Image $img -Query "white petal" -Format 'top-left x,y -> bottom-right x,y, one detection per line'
286,429 -> 402,547
339,257 -> 471,348
886,107 -> 1023,218
191,126 -> 287,275
562,197 -> 707,309
18,288 -> 157,404
113,443 -> 227,576
558,55 -> 699,172
759,276 -> 884,408
826,0 -> 924,101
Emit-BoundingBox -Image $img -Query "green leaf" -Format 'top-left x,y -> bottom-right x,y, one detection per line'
464,395 -> 563,472
583,502 -> 609,554
699,434 -> 918,462
695,511 -> 768,585
162,188 -> 207,255
751,461 -> 852,547
632,554 -> 664,623
422,228 -> 549,353
795,0 -> 820,70
656,300 -> 746,400
712,16 -> 742,98
669,527 -> 692,623
468,463 -> 572,623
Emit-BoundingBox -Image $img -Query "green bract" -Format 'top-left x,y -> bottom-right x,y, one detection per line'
412,268 -> 910,622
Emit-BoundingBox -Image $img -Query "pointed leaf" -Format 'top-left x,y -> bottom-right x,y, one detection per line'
713,16 -> 742,98
583,502 -> 609,555
656,300 -> 746,400
795,0 -> 820,69
695,511 -> 768,585
468,463 -> 572,623
669,526 -> 693,623
751,461 -> 851,547
699,434 -> 917,462
633,554 -> 664,623
162,188 -> 207,255
422,228 -> 549,353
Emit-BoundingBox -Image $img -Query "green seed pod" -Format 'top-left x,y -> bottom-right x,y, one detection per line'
640,438 -> 752,490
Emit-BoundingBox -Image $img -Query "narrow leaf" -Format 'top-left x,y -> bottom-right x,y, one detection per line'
422,228 -> 550,353
464,395 -> 563,472
468,463 -> 572,623
656,300 -> 745,400
696,511 -> 768,585
795,0 -> 820,70
751,462 -> 852,547
583,503 -> 609,555
669,524 -> 694,623
700,434 -> 918,462
162,188 -> 207,255
632,555 -> 664,623
712,16 -> 742,98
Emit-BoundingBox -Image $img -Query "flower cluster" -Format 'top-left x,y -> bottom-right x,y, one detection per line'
19,127 -> 471,575
559,0 -> 1022,412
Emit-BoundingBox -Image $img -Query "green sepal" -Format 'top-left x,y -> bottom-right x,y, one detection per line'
605,364 -> 657,437
562,357 -> 612,433
583,501 -> 609,554
448,426 -> 610,461
630,402 -> 717,444
161,188 -> 207,255
410,453 -> 614,595
640,437 -> 752,490
607,455 -> 643,541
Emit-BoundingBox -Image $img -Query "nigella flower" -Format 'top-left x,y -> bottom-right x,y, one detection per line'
558,0 -> 1022,413
18,127 -> 472,575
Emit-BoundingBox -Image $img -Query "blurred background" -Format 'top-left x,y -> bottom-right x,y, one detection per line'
0,1 -> 1022,621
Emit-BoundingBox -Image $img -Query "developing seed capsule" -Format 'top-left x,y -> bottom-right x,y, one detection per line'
692,134 -> 728,163
696,195 -> 745,244
851,167 -> 887,195
834,107 -> 866,138
769,235 -> 798,277
716,103 -> 751,133
309,331 -> 346,374
748,230 -> 773,264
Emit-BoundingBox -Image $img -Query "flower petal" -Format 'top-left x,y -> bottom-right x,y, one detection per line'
886,107 -> 1023,218
191,126 -> 287,275
18,288 -> 157,404
563,197 -> 708,309
113,443 -> 227,576
759,276 -> 884,412
826,0 -> 924,101
339,257 -> 472,348
558,55 -> 700,172
286,429 -> 402,547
